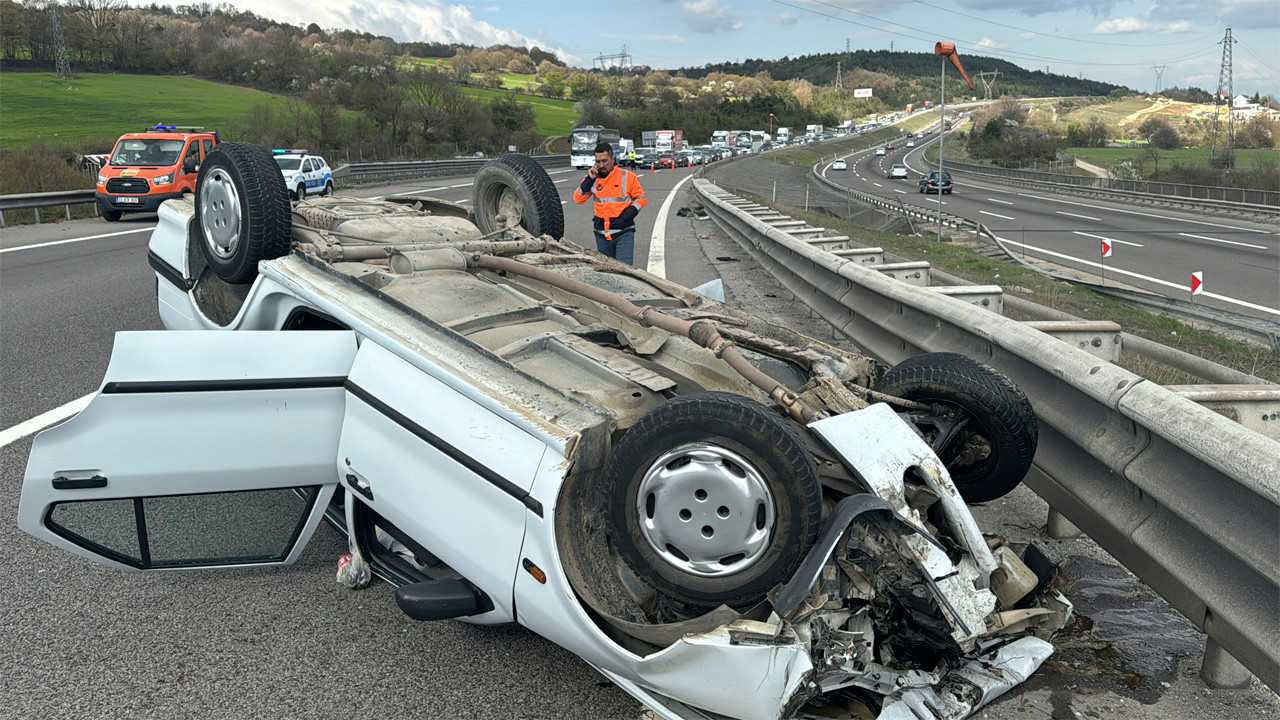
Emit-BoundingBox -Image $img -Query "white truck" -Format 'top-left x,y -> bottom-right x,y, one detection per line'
776,127 -> 791,143
710,130 -> 729,148
805,123 -> 824,138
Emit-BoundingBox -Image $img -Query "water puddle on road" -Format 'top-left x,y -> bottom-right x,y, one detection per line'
1041,556 -> 1204,702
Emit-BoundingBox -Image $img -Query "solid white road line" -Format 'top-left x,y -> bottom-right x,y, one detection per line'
1015,191 -> 1272,234
1074,231 -> 1143,248
980,210 -> 1015,220
894,189 -> 907,194
1057,210 -> 1101,221
986,198 -> 1015,205
448,183 -> 472,188
873,182 -> 883,187
0,227 -> 153,254
0,392 -> 94,450
994,234 -> 1280,318
648,173 -> 695,279
1177,232 -> 1269,250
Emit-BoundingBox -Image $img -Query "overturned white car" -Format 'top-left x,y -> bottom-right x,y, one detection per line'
20,145 -> 1070,720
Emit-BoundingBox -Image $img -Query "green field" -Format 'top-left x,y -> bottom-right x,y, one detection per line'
457,87 -> 577,136
1067,146 -> 1279,169
0,72 -> 296,149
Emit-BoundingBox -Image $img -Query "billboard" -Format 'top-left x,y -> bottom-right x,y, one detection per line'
854,88 -> 873,98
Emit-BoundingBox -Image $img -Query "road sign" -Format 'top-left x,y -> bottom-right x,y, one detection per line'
1101,240 -> 1112,258
854,88 -> 873,98
1191,271 -> 1204,295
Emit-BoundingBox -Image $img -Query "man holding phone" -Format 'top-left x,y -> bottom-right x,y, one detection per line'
573,142 -> 647,265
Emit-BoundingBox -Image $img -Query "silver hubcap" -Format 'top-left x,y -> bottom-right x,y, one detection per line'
637,443 -> 775,577
200,168 -> 241,259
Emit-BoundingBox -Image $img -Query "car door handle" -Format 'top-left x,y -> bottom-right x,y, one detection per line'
52,475 -> 107,490
345,473 -> 374,501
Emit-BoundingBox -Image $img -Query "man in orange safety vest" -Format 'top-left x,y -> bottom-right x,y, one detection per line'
573,142 -> 647,265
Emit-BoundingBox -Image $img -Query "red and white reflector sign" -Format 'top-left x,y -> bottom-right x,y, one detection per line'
1101,240 -> 1112,258
1191,271 -> 1204,296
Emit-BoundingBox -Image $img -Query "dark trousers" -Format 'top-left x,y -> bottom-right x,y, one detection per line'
594,228 -> 635,265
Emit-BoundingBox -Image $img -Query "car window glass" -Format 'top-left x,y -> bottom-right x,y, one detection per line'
315,158 -> 327,169
45,487 -> 320,569
202,139 -> 213,158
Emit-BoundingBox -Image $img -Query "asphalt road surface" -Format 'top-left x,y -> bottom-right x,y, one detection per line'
1,162 -> 1275,719
820,129 -> 1280,321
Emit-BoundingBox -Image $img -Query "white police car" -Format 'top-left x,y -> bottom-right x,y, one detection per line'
273,149 -> 333,200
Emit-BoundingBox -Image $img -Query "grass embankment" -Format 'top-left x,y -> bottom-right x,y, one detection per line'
738,198 -> 1279,384
457,86 -> 576,136
1066,146 -> 1279,170
0,72 -> 297,148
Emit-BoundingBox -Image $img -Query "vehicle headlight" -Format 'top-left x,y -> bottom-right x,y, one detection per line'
97,173 -> 106,185
153,173 -> 174,186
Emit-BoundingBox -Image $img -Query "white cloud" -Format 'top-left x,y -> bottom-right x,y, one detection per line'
776,11 -> 797,26
975,37 -> 1007,50
645,33 -> 687,43
1091,17 -> 1194,34
130,0 -> 578,62
677,0 -> 744,33
484,5 -> 499,11
1016,31 -> 1035,41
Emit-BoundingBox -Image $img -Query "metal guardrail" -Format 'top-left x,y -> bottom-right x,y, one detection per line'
693,178 -> 1280,693
336,154 -> 569,185
944,160 -> 1280,211
0,189 -> 99,227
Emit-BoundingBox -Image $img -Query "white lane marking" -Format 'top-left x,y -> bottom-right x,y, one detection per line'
980,210 -> 1015,220
1057,210 -> 1101,221
555,178 -> 574,183
448,183 -> 472,188
1013,191 -> 1272,234
986,198 -> 1015,205
1178,232 -> 1269,250
0,227 -> 152,254
0,392 -> 94,449
561,201 -> 568,205
894,189 -> 907,194
994,234 -> 1280,318
385,187 -> 446,198
873,182 -> 883,187
456,198 -> 470,204
1074,231 -> 1143,247
648,173 -> 695,279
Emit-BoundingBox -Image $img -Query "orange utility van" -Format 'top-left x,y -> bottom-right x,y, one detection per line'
96,126 -> 218,221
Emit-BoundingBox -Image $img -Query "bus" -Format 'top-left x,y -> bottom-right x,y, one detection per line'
571,126 -> 621,169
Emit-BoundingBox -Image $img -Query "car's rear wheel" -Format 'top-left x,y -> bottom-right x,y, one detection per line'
195,142 -> 292,284
103,210 -> 122,222
472,154 -> 563,239
604,392 -> 823,610
295,183 -> 306,201
875,352 -> 1037,503
323,180 -> 334,196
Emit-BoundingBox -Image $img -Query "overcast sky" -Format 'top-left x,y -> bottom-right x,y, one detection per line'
165,0 -> 1279,95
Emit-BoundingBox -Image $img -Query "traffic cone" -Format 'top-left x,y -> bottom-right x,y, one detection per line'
650,165 -> 654,174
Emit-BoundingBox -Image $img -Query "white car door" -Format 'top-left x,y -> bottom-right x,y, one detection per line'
19,330 -> 357,571
336,341 -> 549,624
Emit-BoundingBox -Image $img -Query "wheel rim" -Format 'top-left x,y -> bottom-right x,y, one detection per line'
482,183 -> 525,230
904,400 -> 996,481
200,168 -> 241,259
636,442 -> 775,577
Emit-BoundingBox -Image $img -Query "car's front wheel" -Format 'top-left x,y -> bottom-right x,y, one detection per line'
472,154 -> 564,239
604,392 -> 823,610
875,352 -> 1037,503
102,210 -> 122,222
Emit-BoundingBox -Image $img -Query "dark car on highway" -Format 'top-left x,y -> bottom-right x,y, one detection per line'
919,170 -> 953,194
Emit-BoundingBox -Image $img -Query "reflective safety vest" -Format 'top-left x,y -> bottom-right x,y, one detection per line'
573,166 -> 646,236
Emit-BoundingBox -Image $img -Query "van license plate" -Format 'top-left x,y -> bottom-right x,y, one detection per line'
115,197 -> 140,204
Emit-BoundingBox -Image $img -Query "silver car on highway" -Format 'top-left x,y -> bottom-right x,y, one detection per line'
19,144 -> 1069,720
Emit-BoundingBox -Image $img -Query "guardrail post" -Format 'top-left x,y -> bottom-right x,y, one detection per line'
0,210 -> 5,228
1201,638 -> 1253,688
65,204 -> 71,221
1046,508 -> 1081,539
33,207 -> 40,224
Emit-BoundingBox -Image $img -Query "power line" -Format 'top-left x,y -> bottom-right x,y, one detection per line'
1211,28 -> 1236,168
770,0 -> 1220,68
910,0 -> 1219,47
1152,65 -> 1167,93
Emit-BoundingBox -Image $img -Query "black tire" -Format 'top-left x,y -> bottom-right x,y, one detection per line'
195,142 -> 291,284
472,154 -> 564,239
103,210 -> 122,222
603,392 -> 823,610
295,183 -> 306,201
944,189 -> 952,195
875,352 -> 1037,503
323,180 -> 333,196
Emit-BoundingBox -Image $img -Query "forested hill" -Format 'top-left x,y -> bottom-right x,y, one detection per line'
677,50 -> 1125,99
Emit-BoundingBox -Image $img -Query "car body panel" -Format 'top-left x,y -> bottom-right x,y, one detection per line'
831,159 -> 847,170
29,187 -> 1070,720
887,164 -> 909,179
875,147 -> 886,156
18,330 -> 351,571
